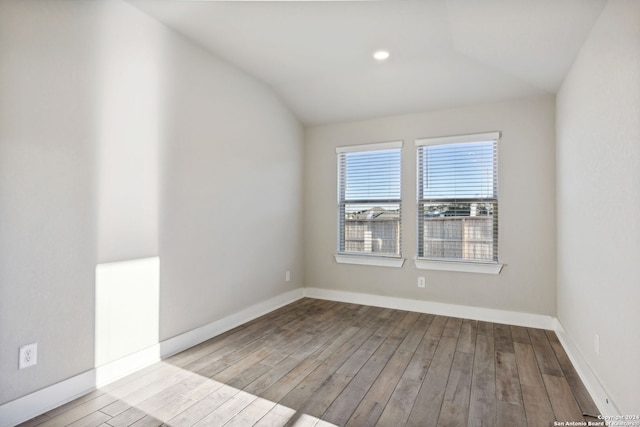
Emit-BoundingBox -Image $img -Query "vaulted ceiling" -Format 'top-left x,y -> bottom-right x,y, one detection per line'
128,0 -> 607,125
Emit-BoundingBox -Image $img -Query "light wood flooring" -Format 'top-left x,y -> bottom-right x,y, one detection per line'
20,298 -> 600,427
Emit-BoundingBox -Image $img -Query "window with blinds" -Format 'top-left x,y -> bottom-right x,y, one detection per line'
337,141 -> 402,257
416,132 -> 499,263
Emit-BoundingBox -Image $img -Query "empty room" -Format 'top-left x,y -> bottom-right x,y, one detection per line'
1,0 -> 638,426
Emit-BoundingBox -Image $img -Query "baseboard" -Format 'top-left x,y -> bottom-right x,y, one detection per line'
303,287 -> 556,329
0,370 -> 96,427
0,288 -> 304,427
304,287 -> 618,418
159,288 -> 305,359
553,319 -> 620,417
2,288 -> 614,426
95,344 -> 162,388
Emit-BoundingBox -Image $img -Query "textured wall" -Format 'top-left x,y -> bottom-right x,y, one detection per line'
0,0 -> 99,405
556,0 -> 640,414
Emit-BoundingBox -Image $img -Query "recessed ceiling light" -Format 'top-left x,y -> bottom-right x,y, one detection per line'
373,50 -> 390,61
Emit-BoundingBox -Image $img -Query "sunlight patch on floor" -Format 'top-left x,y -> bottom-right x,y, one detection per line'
97,361 -> 337,426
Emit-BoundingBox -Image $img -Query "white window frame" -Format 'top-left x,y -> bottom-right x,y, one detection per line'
335,141 -> 405,268
415,132 -> 503,274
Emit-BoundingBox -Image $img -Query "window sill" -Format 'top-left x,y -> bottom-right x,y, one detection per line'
414,259 -> 503,274
335,254 -> 405,268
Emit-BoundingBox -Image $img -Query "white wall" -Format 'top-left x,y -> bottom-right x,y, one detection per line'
556,0 -> 640,414
0,0 -> 99,405
96,2 -> 163,264
0,0 -> 304,407
8,0 -> 638,417
157,12 -> 304,341
93,0 -> 165,372
304,95 -> 557,316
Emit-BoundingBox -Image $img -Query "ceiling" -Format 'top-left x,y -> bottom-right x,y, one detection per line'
128,0 -> 607,126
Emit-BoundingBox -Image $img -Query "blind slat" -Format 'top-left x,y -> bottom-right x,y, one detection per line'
417,138 -> 498,262
338,144 -> 402,256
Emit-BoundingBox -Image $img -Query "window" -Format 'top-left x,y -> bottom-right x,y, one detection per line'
336,141 -> 402,264
416,132 -> 500,270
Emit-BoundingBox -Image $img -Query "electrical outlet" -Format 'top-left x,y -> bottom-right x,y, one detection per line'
19,343 -> 38,369
418,277 -> 425,288
594,334 -> 600,356
285,271 -> 291,282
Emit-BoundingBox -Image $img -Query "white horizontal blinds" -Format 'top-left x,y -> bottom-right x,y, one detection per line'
417,133 -> 499,262
337,142 -> 402,257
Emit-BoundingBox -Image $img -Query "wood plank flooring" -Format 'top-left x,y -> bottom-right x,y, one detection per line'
20,298 -> 600,427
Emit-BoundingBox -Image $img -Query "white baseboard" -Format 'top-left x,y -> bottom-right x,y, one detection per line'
95,344 -> 162,388
159,288 -> 305,359
553,319 -> 620,417
0,288 -> 304,427
0,370 -> 95,427
305,287 -> 618,418
1,287 -> 615,426
304,287 -> 556,329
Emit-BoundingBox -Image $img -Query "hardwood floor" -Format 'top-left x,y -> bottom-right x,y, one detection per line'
20,298 -> 600,427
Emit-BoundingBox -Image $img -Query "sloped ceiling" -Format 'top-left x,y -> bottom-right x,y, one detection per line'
128,0 -> 606,125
